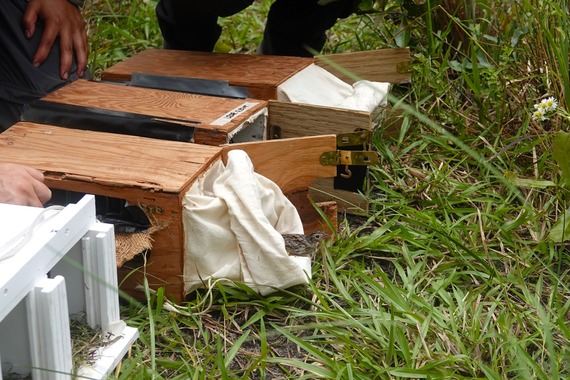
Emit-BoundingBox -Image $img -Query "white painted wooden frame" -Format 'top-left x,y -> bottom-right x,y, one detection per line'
0,195 -> 138,380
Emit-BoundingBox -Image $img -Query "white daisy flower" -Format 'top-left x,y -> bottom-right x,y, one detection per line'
543,96 -> 558,112
531,96 -> 559,121
535,100 -> 548,110
532,108 -> 548,121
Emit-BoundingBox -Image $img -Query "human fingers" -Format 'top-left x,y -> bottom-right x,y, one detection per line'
26,0 -> 87,79
0,176 -> 43,207
57,2 -> 87,78
0,164 -> 51,207
31,17 -> 58,70
21,0 -> 39,39
21,167 -> 52,204
31,179 -> 52,205
70,15 -> 88,77
22,165 -> 45,182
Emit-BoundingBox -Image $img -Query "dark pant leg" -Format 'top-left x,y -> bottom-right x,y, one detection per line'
0,0 -> 81,131
260,0 -> 359,57
156,0 -> 254,51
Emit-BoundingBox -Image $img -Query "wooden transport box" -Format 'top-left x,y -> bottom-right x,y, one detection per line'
100,48 -> 411,135
23,79 -> 268,145
100,48 -> 412,213
0,122 -> 337,302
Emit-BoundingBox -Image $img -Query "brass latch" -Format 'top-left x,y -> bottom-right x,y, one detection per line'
322,131 -> 377,179
320,150 -> 379,166
336,130 -> 371,147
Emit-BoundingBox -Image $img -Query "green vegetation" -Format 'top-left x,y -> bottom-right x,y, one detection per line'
84,0 -> 570,378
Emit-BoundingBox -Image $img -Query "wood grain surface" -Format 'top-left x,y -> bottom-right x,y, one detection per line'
223,134 -> 337,195
101,49 -> 313,100
0,123 -> 222,193
314,48 -> 412,84
268,100 -> 372,138
42,80 -> 267,135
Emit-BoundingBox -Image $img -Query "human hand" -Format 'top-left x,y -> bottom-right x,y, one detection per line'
22,0 -> 88,79
0,164 -> 52,207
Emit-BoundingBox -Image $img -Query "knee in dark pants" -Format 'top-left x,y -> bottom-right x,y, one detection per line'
156,0 -> 254,51
259,0 -> 360,57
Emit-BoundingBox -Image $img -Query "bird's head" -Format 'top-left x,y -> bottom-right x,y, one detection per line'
308,230 -> 329,244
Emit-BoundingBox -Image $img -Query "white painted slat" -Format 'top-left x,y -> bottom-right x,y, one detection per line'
26,276 -> 45,378
81,222 -> 120,331
82,234 -> 99,329
95,226 -> 120,332
26,276 -> 73,380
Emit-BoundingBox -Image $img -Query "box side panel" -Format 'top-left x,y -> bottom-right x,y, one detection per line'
268,101 -> 372,139
288,191 -> 338,234
314,48 -> 411,84
223,134 -> 337,195
116,195 -> 186,302
247,86 -> 279,101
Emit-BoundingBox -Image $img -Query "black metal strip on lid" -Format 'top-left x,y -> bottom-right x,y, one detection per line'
129,72 -> 250,99
21,100 -> 197,142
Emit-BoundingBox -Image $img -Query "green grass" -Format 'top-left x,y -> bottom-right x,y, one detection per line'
82,0 -> 570,378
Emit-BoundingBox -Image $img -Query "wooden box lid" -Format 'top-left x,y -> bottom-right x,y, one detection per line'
32,80 -> 267,145
0,122 -> 222,195
101,49 -> 313,100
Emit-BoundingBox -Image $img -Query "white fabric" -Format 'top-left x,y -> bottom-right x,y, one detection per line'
337,80 -> 390,112
278,63 -> 353,106
277,63 -> 391,112
182,150 -> 310,295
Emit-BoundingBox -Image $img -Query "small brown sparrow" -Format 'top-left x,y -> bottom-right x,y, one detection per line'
282,231 -> 329,258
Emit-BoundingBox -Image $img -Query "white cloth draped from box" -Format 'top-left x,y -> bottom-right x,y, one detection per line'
182,149 -> 310,295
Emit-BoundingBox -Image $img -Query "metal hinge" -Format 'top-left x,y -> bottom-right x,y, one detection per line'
320,150 -> 379,166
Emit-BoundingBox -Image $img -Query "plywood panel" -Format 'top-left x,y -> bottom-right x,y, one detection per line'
0,123 -> 222,193
224,134 -> 337,195
101,49 -> 313,100
40,80 -> 267,140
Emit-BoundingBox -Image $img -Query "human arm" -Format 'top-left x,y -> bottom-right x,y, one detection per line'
22,0 -> 88,79
0,163 -> 52,207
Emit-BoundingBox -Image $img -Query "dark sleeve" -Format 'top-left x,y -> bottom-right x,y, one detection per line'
67,0 -> 84,7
